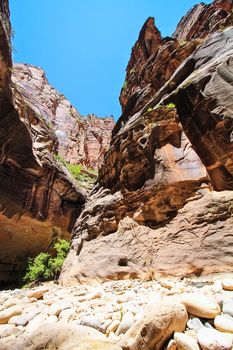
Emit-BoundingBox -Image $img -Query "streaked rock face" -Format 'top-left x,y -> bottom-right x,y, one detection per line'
0,1 -> 114,284
173,0 -> 233,41
12,64 -> 114,169
170,28 -> 233,191
0,13 -> 85,283
61,0 -> 233,283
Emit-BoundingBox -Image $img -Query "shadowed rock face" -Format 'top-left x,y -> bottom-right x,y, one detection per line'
118,19 -> 200,127
118,0 -> 233,125
61,0 -> 233,284
0,2 -> 114,284
148,27 -> 233,191
173,29 -> 233,191
0,3 -> 86,283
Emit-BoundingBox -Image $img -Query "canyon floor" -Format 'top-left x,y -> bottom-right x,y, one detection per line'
1,274 -> 233,349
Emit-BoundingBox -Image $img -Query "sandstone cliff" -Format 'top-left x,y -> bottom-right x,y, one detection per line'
0,2 -> 114,284
61,0 -> 233,283
12,64 -> 114,169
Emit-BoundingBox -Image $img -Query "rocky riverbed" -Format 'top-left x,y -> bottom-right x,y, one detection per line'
0,275 -> 233,349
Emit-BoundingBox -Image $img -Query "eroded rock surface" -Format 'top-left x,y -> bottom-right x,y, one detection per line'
0,6 -> 87,284
62,0 -> 233,283
61,190 -> 233,283
0,2 -> 114,284
12,64 -> 114,169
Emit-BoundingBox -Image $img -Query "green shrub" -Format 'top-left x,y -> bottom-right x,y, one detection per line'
54,153 -> 98,188
55,154 -> 83,180
147,107 -> 153,113
66,163 -> 82,180
54,154 -> 98,187
23,253 -> 51,283
22,239 -> 70,285
166,103 -> 176,109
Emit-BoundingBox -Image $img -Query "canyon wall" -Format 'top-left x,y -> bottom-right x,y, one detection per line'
61,0 -> 233,283
0,1 -> 114,284
12,64 -> 114,169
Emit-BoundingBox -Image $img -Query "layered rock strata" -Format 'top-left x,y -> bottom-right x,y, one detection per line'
0,2 -> 114,284
61,0 -> 233,283
12,64 -> 114,169
0,3 -> 86,283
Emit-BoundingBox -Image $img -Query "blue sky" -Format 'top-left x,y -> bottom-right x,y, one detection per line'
10,0 -> 211,119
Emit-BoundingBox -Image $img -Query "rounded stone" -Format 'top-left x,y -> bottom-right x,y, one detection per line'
197,327 -> 233,350
187,318 -> 204,331
0,324 -> 21,338
222,299 -> 233,317
119,302 -> 188,350
181,294 -> 221,318
174,332 -> 199,350
15,323 -> 106,349
222,278 -> 233,291
0,305 -> 23,325
165,339 -> 177,350
74,340 -> 123,350
214,314 -> 233,333
79,316 -> 103,332
26,287 -> 48,300
116,311 -> 135,335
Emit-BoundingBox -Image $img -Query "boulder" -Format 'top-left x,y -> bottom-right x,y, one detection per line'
222,278 -> 233,291
214,314 -> 233,333
222,299 -> 233,317
187,318 -> 204,331
116,311 -> 135,335
0,305 -> 23,325
26,288 -> 48,300
181,294 -> 221,318
174,332 -> 199,350
119,302 -> 188,350
15,323 -> 106,350
74,341 -> 123,350
165,339 -> 177,350
0,324 -> 21,338
197,327 -> 233,350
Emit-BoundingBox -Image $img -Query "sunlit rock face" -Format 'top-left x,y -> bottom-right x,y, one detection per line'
12,64 -> 115,169
61,0 -> 233,284
0,1 -> 114,284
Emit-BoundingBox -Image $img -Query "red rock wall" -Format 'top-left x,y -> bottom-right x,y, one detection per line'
0,2 -> 114,284
12,64 -> 114,169
61,0 -> 233,284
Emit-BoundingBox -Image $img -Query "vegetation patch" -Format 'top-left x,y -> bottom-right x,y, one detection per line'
66,163 -> 82,179
166,103 -> 176,109
55,153 -> 97,189
22,239 -> 70,286
122,80 -> 127,90
182,78 -> 193,89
